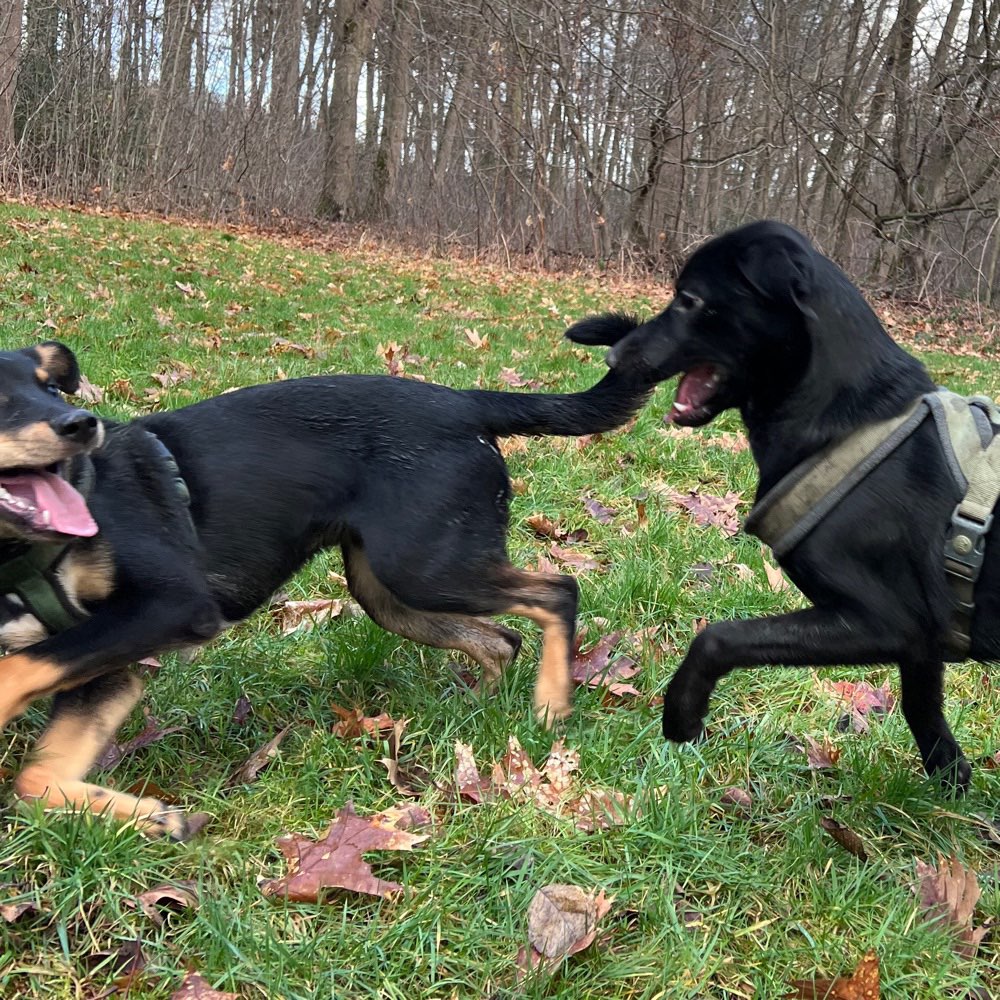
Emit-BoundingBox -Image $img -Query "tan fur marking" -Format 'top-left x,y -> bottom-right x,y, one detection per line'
0,654 -> 69,725
508,603 -> 572,725
0,423 -> 77,470
35,367 -> 49,384
34,343 -> 68,379
33,675 -> 143,780
58,543 -> 114,605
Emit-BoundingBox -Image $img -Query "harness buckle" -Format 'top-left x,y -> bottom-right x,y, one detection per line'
944,507 -> 992,583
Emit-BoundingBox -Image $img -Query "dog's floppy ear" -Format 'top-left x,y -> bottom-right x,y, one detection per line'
565,312 -> 644,347
20,341 -> 81,394
737,238 -> 817,320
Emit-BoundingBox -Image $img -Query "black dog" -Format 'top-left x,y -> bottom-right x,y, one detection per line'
567,219 -> 1000,792
0,342 -> 650,837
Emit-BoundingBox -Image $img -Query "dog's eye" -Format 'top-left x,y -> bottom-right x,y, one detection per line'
674,290 -> 704,312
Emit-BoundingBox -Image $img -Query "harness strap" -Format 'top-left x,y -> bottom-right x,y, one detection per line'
745,396 -> 927,557
0,542 -> 85,634
942,397 -> 1000,655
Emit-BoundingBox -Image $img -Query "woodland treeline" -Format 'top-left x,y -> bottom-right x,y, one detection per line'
0,0 -> 999,297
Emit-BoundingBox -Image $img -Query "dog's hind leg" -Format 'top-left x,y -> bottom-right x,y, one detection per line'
343,544 -> 523,691
13,671 -> 189,840
899,656 -> 971,794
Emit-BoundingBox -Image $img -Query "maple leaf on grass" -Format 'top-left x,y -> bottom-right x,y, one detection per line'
570,630 -> 642,698
170,971 -> 239,1000
823,680 -> 895,734
802,735 -> 841,771
583,497 -> 618,524
0,900 -> 42,924
260,801 -> 430,901
913,854 -> 989,958
787,950 -> 879,999
518,884 -> 613,976
525,512 -> 587,544
656,485 -> 743,536
549,543 -> 602,571
379,717 -> 432,797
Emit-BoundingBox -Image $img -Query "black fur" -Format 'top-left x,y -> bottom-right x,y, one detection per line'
570,219 -> 993,793
0,346 -> 651,836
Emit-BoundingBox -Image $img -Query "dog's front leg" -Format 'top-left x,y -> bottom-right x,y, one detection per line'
899,656 -> 970,793
662,608 -> 903,743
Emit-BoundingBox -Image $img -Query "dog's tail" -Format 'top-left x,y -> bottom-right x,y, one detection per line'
471,318 -> 653,438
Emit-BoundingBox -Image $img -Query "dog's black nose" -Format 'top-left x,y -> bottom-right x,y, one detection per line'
51,410 -> 100,444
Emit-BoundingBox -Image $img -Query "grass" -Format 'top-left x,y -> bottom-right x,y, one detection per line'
0,203 -> 999,997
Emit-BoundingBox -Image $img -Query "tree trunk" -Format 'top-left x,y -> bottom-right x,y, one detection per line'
318,0 -> 384,220
0,0 -> 23,163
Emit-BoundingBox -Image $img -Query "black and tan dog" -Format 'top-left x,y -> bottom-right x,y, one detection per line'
567,220 -> 1000,792
0,341 -> 651,837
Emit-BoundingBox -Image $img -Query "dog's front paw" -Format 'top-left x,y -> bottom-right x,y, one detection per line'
661,698 -> 705,743
929,756 -> 972,798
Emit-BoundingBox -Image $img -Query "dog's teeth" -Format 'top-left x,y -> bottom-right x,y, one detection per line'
673,401 -> 690,413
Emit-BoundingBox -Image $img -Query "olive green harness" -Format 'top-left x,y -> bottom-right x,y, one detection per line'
744,389 -> 1000,659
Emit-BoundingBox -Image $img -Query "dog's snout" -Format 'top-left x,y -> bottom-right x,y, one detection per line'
605,346 -> 619,368
51,410 -> 99,444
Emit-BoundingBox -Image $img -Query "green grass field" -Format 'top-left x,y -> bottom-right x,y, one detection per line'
1,204 -> 999,998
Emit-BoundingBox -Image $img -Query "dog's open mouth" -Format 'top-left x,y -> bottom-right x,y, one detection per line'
0,465 -> 98,538
669,364 -> 723,425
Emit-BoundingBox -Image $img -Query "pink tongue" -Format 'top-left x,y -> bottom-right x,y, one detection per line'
676,365 -> 718,409
2,471 -> 98,537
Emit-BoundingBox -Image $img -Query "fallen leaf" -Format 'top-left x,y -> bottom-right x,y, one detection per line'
225,724 -> 293,787
454,741 -> 492,803
273,597 -> 346,634
330,705 -> 396,739
259,801 -> 429,900
128,881 -> 199,926
570,631 -> 642,697
170,971 -> 239,1000
824,680 -> 895,734
658,486 -> 743,536
583,498 -> 618,524
803,735 -> 841,771
95,709 -> 185,771
379,718 -> 431,797
913,854 -> 989,958
520,884 -> 613,974
464,328 -> 488,350
0,901 -> 40,924
820,817 -> 869,861
763,555 -> 790,591
787,950 -> 880,999
75,373 -> 104,404
549,543 -> 601,571
500,367 -> 540,388
720,786 -> 753,814
269,337 -> 315,358
231,694 -> 252,726
525,513 -> 587,543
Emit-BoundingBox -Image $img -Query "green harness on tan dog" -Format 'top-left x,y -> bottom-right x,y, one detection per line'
744,389 -> 1000,659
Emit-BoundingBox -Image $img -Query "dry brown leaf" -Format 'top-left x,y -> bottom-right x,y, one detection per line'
720,786 -> 753,814
170,971 -> 239,1000
913,854 -> 989,958
520,884 -> 613,974
454,740 -> 492,803
549,543 -> 601,571
273,598 -> 345,634
570,630 -> 642,698
259,801 -> 429,900
763,555 -> 790,592
824,680 -> 895,734
379,717 -> 431,797
787,950 -> 880,999
127,881 -> 199,926
820,817 -> 869,861
803,735 -> 841,771
330,705 -> 397,739
225,724 -> 293,787
75,373 -> 105,404
657,486 -> 743,536
0,901 -> 40,924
